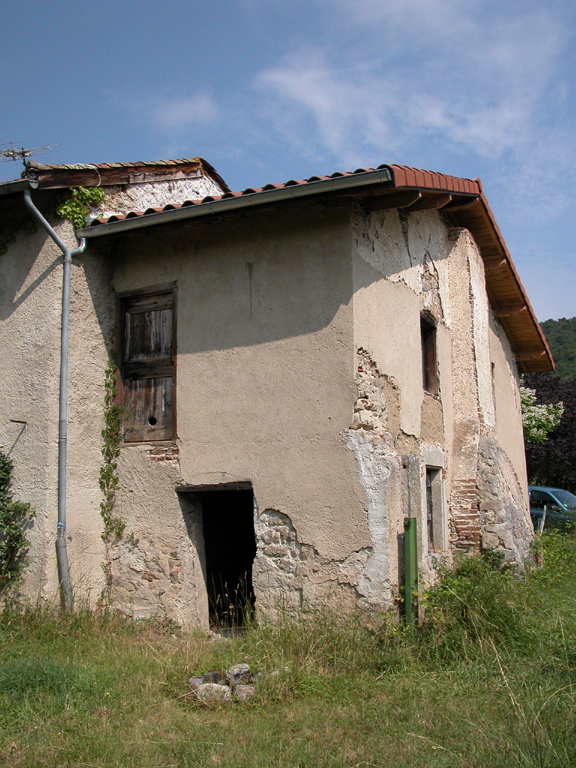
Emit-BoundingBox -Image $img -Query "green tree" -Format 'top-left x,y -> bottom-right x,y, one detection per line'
524,373 -> 576,492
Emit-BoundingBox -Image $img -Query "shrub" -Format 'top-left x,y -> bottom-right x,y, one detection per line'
0,451 -> 35,593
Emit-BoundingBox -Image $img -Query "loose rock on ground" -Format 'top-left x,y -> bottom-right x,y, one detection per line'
190,663 -> 256,703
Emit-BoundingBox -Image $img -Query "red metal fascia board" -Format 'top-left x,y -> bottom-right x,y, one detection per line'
387,164 -> 482,196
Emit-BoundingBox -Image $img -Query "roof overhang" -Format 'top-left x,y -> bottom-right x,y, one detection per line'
75,162 -> 552,374
384,166 -> 552,374
15,157 -> 229,193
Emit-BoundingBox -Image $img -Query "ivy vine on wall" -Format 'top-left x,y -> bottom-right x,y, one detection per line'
100,363 -> 125,543
0,451 -> 36,594
56,186 -> 106,229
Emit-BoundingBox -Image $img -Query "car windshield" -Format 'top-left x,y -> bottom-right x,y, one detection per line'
553,490 -> 576,510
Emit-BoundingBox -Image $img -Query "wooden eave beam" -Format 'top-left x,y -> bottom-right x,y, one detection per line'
30,163 -> 204,190
442,196 -> 480,211
493,302 -> 528,319
516,350 -> 547,363
364,190 -> 422,212
484,258 -> 507,272
408,193 -> 453,212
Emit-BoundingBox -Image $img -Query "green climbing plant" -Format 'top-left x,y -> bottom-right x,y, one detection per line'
99,363 -> 125,542
56,187 -> 106,229
0,451 -> 36,593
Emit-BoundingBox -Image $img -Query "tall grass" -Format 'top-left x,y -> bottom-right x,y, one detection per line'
0,531 -> 574,767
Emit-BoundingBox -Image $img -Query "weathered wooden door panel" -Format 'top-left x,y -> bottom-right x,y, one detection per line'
119,286 -> 176,442
125,309 -> 172,361
123,376 -> 173,442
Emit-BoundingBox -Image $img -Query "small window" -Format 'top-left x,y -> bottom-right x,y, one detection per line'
421,315 -> 438,395
118,285 -> 177,442
425,467 -> 443,552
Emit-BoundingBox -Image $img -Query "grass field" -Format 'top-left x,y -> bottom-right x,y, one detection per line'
0,531 -> 575,768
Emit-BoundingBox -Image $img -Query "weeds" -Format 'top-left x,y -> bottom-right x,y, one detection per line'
0,530 -> 574,767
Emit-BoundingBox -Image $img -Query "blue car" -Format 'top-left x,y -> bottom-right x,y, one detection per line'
529,486 -> 576,530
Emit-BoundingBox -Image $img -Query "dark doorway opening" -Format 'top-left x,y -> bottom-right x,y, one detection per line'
199,487 -> 256,628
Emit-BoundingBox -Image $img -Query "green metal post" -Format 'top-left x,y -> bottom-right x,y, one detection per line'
404,517 -> 418,625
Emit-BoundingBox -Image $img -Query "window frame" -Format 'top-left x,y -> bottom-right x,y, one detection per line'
421,313 -> 439,395
425,466 -> 444,553
116,282 -> 178,444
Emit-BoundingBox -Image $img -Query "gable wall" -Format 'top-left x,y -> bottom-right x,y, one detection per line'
350,205 -> 532,591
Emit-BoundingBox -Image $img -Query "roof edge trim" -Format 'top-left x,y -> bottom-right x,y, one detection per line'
0,178 -> 37,197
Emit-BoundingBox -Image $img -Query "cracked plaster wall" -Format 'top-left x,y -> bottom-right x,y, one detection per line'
98,173 -> 225,221
351,206 -> 532,576
108,204 -> 377,622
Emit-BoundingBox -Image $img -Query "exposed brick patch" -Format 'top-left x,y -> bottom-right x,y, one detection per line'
449,478 -> 481,551
146,445 -> 180,462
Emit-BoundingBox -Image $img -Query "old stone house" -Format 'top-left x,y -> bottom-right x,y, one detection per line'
0,158 -> 553,626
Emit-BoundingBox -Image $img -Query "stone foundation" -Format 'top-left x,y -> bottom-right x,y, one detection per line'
253,508 -> 374,620
477,434 -> 532,564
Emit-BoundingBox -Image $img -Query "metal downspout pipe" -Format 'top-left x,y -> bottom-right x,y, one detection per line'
23,189 -> 86,612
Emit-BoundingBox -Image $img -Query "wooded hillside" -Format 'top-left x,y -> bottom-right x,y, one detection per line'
539,317 -> 576,381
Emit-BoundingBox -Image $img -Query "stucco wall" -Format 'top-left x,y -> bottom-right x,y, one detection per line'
1,212 -> 62,603
1,186 -> 533,623
0,170 -> 225,609
489,313 -> 529,504
108,203 -> 383,622
0,196 -> 109,605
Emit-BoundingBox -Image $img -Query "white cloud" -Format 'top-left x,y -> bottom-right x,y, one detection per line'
255,4 -> 569,163
116,91 -> 220,138
248,0 -> 576,319
254,49 -> 400,164
150,94 -> 219,133
329,0 -> 475,42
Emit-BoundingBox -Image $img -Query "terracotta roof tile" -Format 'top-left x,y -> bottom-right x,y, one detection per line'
78,160 -> 550,373
91,163 -> 481,226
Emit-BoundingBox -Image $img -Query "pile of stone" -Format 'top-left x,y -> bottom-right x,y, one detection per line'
189,663 -> 257,703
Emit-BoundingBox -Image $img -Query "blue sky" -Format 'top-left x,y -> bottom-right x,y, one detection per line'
1,0 -> 575,321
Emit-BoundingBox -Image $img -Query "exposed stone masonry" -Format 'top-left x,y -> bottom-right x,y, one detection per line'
109,536 -> 185,618
476,435 -> 532,563
350,349 -> 391,436
253,508 -> 373,619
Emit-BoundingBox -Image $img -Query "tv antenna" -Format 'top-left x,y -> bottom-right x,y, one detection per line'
0,141 -> 60,167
